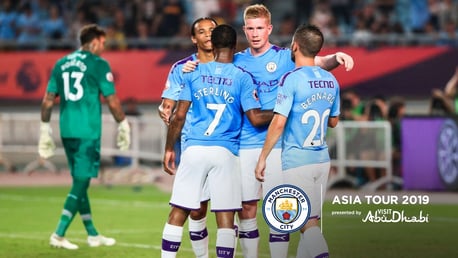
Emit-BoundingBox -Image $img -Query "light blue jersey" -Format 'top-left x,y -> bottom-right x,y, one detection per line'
162,54 -> 197,101
161,54 -> 196,156
275,66 -> 340,170
234,45 -> 295,149
180,61 -> 261,156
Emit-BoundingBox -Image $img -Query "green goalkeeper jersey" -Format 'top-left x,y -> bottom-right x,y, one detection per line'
47,50 -> 116,139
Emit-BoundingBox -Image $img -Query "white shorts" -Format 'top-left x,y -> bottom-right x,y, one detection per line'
170,146 -> 242,211
282,162 -> 330,219
239,148 -> 283,202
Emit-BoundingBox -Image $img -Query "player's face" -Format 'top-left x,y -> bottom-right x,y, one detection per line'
243,17 -> 272,53
93,36 -> 106,56
191,19 -> 216,51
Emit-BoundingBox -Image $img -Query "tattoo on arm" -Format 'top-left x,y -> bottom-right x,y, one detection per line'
105,94 -> 126,122
41,93 -> 56,122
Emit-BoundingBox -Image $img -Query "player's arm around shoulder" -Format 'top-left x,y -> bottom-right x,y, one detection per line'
315,51 -> 354,72
245,109 -> 274,127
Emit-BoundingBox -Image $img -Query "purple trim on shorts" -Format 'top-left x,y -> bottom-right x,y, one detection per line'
242,199 -> 260,204
238,229 -> 259,239
210,208 -> 242,212
169,202 -> 200,211
316,252 -> 329,258
309,215 -> 320,220
189,228 -> 208,241
269,233 -> 290,242
162,239 -> 181,252
216,246 -> 234,258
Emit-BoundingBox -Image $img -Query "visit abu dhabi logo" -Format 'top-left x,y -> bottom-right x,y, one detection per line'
262,184 -> 311,233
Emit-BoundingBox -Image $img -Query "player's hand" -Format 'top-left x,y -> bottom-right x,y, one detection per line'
38,122 -> 56,159
163,149 -> 176,175
182,60 -> 199,73
336,52 -> 354,71
117,119 -> 131,150
158,103 -> 171,126
255,158 -> 266,182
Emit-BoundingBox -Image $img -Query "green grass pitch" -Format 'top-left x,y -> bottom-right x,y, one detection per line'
0,185 -> 457,258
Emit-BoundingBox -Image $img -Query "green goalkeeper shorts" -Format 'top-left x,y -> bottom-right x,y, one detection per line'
62,138 -> 101,179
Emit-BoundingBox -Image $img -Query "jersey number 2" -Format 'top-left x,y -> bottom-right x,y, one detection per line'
301,109 -> 330,147
62,71 -> 84,101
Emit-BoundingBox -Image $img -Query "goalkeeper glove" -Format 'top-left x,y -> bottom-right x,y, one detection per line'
38,122 -> 56,159
117,119 -> 131,150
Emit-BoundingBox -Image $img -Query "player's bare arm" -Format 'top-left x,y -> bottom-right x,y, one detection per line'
328,116 -> 339,128
163,100 -> 190,175
444,66 -> 458,99
315,52 -> 354,72
255,113 -> 286,182
41,92 -> 56,122
158,98 -> 176,125
105,94 -> 126,123
245,108 -> 274,127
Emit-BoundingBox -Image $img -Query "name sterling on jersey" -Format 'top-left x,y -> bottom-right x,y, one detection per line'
194,86 -> 235,103
301,92 -> 336,109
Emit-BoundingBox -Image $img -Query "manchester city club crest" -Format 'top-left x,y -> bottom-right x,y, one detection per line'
263,184 -> 311,233
266,61 -> 277,72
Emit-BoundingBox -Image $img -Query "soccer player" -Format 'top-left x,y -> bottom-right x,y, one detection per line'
39,24 -> 131,250
158,17 -> 218,258
255,24 -> 340,258
183,4 -> 352,258
161,24 -> 273,258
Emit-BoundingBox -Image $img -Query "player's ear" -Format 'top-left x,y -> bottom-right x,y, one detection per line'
191,36 -> 197,45
291,41 -> 298,52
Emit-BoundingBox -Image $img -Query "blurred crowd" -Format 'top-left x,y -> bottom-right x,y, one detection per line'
0,0 -> 457,50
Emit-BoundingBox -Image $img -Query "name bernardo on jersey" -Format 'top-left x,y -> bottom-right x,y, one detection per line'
301,91 -> 336,110
193,75 -> 235,103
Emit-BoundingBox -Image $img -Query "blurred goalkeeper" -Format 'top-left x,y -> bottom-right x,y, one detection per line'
39,24 -> 130,250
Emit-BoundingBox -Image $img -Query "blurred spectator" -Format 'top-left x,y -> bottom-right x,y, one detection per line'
387,96 -> 406,177
359,95 -> 388,184
132,18 -> 151,50
309,1 -> 336,38
410,0 -> 430,33
41,4 -> 67,49
437,19 -> 458,47
16,2 -> 42,49
152,0 -> 186,37
105,23 -> 127,51
67,7 -> 92,44
329,0 -> 354,33
0,0 -> 17,41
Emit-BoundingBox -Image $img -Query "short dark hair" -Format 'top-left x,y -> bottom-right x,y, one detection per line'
293,24 -> 324,57
211,24 -> 237,49
191,17 -> 218,36
79,24 -> 106,46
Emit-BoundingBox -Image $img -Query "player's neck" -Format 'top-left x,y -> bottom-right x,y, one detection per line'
249,42 -> 271,57
295,56 -> 315,67
214,49 -> 234,63
196,49 -> 214,63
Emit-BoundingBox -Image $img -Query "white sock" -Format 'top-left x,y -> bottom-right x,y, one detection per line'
216,228 -> 236,258
298,226 -> 329,258
188,217 -> 209,258
268,228 -> 289,258
238,218 -> 259,258
161,223 -> 183,258
233,216 -> 239,258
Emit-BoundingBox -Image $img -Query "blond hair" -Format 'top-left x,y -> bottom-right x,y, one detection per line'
243,4 -> 271,24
